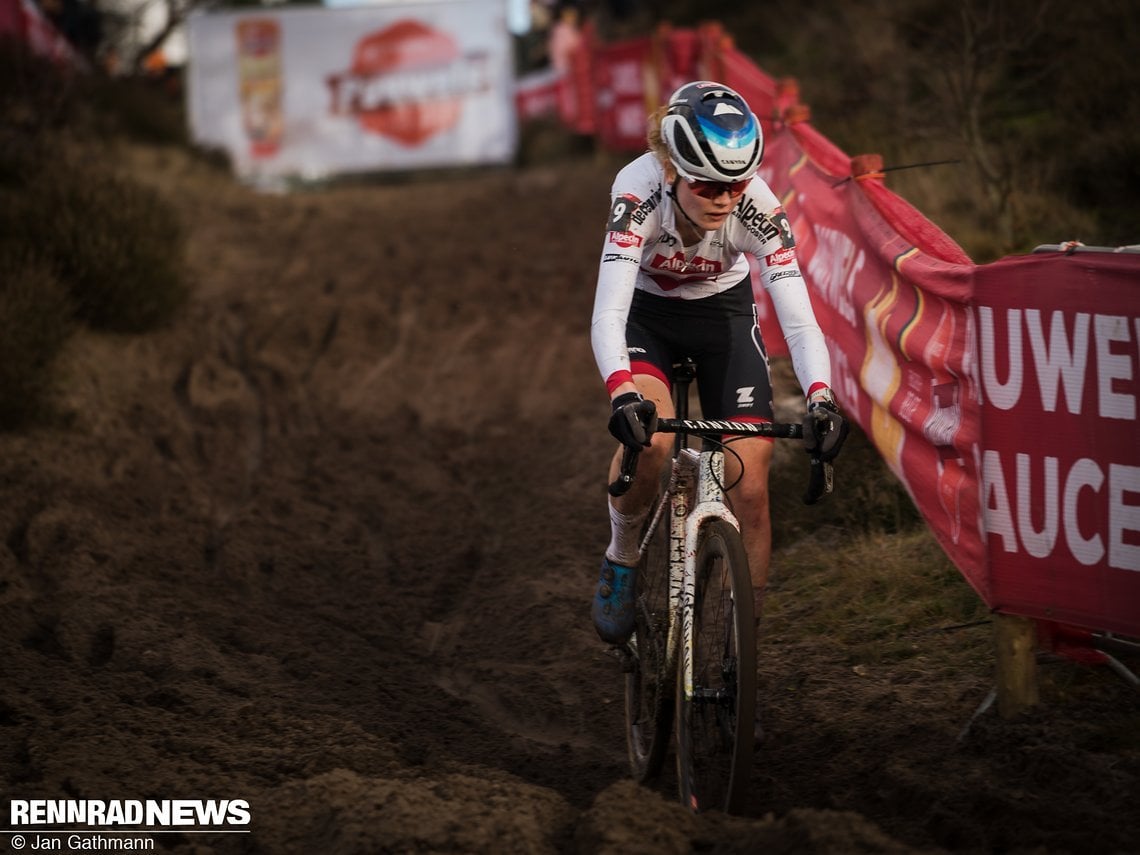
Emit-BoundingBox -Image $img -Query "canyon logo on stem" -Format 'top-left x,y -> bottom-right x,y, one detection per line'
327,19 -> 490,146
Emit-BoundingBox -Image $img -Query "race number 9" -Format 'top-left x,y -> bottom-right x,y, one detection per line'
608,194 -> 639,232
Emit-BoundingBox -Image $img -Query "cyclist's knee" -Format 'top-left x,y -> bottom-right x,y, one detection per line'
733,472 -> 771,513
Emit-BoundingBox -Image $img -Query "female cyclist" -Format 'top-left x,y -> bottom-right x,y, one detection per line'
589,81 -> 847,650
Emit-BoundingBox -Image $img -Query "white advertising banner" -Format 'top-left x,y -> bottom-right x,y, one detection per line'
186,0 -> 517,184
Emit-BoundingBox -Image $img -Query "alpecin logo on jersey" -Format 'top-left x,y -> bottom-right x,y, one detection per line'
766,246 -> 797,266
734,197 -> 780,243
651,252 -> 722,275
608,231 -> 643,248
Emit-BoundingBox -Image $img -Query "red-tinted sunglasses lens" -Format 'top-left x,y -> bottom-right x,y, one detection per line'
689,178 -> 750,198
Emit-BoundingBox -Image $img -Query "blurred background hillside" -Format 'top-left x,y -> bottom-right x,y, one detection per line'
12,0 -> 1138,262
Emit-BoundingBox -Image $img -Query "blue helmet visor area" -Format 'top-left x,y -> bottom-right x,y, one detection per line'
696,112 -> 758,150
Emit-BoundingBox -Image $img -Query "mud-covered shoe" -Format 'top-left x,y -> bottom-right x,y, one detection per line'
591,557 -> 637,645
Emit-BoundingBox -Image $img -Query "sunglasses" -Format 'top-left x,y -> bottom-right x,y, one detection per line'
684,176 -> 751,199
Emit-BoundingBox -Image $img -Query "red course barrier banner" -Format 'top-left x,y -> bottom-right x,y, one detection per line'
759,127 -> 989,602
0,0 -> 86,67
762,119 -> 1140,638
536,21 -> 1140,640
974,252 -> 1140,637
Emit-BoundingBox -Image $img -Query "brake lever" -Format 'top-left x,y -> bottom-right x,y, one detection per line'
803,455 -> 833,505
608,444 -> 641,497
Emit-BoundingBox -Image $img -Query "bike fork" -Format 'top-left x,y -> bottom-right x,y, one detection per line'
680,448 -> 742,703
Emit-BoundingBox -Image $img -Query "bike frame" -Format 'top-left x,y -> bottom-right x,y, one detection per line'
638,364 -> 748,726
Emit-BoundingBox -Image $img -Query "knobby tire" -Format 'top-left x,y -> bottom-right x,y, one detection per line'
676,518 -> 756,814
623,483 -> 675,782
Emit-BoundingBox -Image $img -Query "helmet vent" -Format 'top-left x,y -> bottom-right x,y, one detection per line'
671,125 -> 701,168
713,103 -> 744,117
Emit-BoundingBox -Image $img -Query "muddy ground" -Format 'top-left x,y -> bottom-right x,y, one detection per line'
2,143 -> 1138,854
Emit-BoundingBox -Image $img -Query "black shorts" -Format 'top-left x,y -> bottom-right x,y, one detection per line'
626,276 -> 774,421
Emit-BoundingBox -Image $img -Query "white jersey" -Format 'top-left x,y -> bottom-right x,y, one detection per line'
590,152 -> 832,397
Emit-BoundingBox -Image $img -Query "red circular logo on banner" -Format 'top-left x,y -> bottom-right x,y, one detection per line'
330,19 -> 464,146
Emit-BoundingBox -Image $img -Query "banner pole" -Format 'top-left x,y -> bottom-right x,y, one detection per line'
993,613 -> 1039,718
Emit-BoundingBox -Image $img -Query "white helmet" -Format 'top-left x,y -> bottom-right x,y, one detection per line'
660,81 -> 763,183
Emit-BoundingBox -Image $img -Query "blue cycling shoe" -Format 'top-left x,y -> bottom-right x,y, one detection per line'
591,556 -> 638,645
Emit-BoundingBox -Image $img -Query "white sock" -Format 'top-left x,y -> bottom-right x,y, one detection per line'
606,502 -> 649,567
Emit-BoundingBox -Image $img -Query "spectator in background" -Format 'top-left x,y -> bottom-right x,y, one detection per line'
547,2 -> 583,74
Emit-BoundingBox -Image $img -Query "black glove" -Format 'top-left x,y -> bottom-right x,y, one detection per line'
608,392 -> 657,449
803,390 -> 848,462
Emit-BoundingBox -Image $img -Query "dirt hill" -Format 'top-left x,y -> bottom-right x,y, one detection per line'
1,143 -> 1137,853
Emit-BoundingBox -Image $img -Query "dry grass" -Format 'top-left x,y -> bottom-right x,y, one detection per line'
0,42 -> 190,428
13,155 -> 189,333
763,354 -> 993,677
767,527 -> 991,669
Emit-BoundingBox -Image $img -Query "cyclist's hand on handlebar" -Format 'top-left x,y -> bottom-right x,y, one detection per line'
804,388 -> 849,462
608,391 -> 658,449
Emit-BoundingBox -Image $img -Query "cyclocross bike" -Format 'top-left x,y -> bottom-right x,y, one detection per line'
607,358 -> 834,814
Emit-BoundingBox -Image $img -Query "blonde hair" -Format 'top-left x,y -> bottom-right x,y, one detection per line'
646,105 -> 676,180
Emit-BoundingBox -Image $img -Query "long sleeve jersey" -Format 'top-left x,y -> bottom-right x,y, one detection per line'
590,152 -> 832,398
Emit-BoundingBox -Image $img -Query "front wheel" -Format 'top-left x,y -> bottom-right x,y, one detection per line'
676,518 -> 756,814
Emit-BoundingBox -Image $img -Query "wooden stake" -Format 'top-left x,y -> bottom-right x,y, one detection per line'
993,614 -> 1039,718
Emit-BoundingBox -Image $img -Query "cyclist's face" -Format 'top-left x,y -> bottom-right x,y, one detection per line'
676,176 -> 747,231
